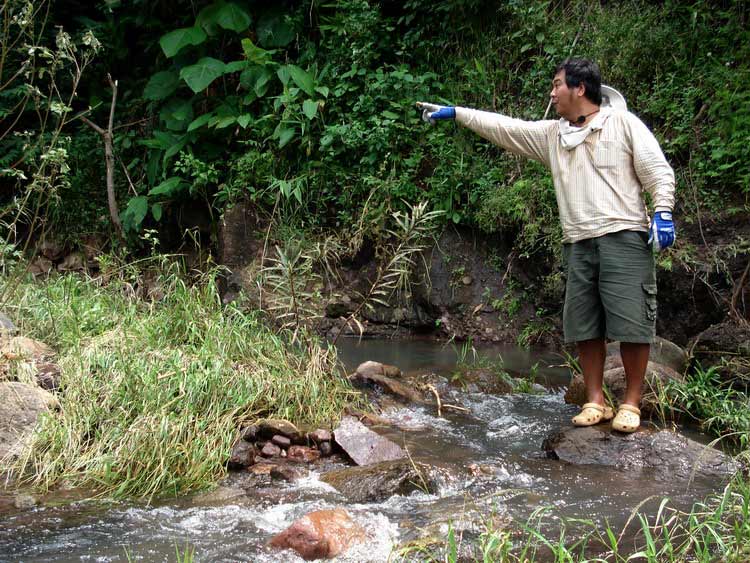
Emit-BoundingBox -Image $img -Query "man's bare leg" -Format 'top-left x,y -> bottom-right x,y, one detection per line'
620,342 -> 649,407
578,338 -> 607,405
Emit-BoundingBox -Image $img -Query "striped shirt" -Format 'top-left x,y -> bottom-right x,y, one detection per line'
455,107 -> 675,243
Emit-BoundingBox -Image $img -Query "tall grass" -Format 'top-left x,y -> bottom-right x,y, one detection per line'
3,265 -> 359,499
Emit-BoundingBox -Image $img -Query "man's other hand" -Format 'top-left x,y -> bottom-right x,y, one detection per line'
648,211 -> 675,251
416,102 -> 456,124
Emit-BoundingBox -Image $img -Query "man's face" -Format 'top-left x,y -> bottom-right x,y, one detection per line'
550,70 -> 581,120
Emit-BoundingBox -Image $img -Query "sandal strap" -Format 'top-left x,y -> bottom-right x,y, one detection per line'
618,404 -> 641,415
581,402 -> 605,412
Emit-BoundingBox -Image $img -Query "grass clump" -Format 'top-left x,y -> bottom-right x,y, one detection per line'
3,264 -> 359,499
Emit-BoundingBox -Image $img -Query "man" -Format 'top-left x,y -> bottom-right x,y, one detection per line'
418,58 -> 675,433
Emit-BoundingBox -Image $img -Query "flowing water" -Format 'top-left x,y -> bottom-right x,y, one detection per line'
0,339 -> 727,562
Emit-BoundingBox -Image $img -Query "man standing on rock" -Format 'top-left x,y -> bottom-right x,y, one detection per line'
418,58 -> 675,433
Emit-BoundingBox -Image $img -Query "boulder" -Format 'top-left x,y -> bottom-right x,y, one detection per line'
227,440 -> 256,469
1,336 -> 54,360
606,337 -> 689,374
543,426 -> 737,481
0,313 -> 17,337
564,361 -> 683,417
261,442 -> 281,458
270,464 -> 305,482
0,382 -> 58,459
333,416 -> 405,466
257,419 -> 301,441
308,429 -> 332,443
271,435 -> 291,448
269,508 -> 365,560
321,459 -> 435,502
57,252 -> 86,272
350,362 -> 422,403
355,361 -> 402,379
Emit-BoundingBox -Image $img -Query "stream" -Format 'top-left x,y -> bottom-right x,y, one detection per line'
0,339 -> 728,562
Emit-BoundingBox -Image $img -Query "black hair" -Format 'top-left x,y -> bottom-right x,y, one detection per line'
554,58 -> 602,105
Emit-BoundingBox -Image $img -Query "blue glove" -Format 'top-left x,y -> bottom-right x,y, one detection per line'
416,102 -> 456,124
648,211 -> 675,251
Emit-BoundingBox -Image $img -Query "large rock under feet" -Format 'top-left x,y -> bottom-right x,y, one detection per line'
543,426 -> 737,481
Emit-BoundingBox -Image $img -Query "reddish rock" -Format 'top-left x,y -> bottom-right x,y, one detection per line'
269,508 -> 365,560
288,445 -> 321,463
248,462 -> 276,475
272,435 -> 291,448
261,442 -> 281,458
308,429 -> 332,443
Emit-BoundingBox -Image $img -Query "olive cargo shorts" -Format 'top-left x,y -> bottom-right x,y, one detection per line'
562,230 -> 656,344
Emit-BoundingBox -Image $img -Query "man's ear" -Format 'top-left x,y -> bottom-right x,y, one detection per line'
576,83 -> 586,98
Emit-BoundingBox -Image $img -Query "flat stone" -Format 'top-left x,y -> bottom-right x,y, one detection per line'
308,429 -> 332,443
288,445 -> 320,463
270,464 -> 304,482
355,361 -> 402,379
543,426 -> 737,481
271,435 -> 291,448
321,459 -> 435,502
258,419 -> 301,440
261,442 -> 281,458
333,416 -> 405,466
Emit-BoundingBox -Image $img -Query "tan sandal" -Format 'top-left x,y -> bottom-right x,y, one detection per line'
572,402 -> 614,427
612,404 -> 641,433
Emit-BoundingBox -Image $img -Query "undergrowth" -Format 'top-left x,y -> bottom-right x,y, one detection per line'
2,264 -> 359,499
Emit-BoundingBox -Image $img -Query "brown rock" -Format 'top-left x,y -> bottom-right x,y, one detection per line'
350,367 -> 422,403
241,424 -> 259,442
258,419 -> 301,440
355,361 -> 402,379
288,445 -> 321,463
269,508 -> 365,560
308,429 -> 332,443
248,462 -> 276,475
28,257 -> 53,277
272,435 -> 291,448
57,252 -> 86,272
318,442 -> 333,457
228,440 -> 256,468
1,336 -> 54,360
270,464 -> 304,482
261,442 -> 281,458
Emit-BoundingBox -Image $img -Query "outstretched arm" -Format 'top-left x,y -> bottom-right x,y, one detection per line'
416,102 -> 555,166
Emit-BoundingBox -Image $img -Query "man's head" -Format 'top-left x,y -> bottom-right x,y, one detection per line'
550,58 -> 602,122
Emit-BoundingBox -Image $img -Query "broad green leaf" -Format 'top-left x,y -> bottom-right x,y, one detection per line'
276,65 -> 291,86
276,125 -> 296,148
196,3 -> 221,35
288,65 -> 315,96
214,2 -> 251,32
149,176 -> 185,197
180,57 -> 226,93
241,38 -> 272,65
121,196 -> 149,232
143,71 -> 180,101
163,135 -> 189,162
302,99 -> 318,120
237,114 -> 252,128
256,12 -> 295,47
314,86 -> 330,98
214,116 -> 236,129
160,99 -> 193,131
187,113 -> 213,132
240,66 -> 273,96
224,60 -> 248,74
159,27 -> 207,58
382,110 -> 399,120
151,203 -> 163,221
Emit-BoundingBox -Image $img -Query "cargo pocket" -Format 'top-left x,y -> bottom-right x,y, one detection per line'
642,283 -> 658,321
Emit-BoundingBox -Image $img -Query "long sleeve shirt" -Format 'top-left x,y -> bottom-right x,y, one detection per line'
454,107 -> 675,244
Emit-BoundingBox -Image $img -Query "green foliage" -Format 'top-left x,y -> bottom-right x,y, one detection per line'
5,266 -> 358,498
